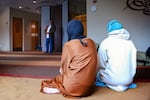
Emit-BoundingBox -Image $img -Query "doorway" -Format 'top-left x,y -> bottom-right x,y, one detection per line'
51,5 -> 62,52
69,0 -> 86,36
31,20 -> 39,51
13,17 -> 23,51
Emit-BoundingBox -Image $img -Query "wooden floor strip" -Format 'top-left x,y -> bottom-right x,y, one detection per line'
0,65 -> 60,79
0,60 -> 61,66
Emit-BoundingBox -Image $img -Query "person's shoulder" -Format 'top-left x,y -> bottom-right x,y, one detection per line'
45,25 -> 49,28
99,38 -> 109,47
84,38 -> 95,43
84,38 -> 92,41
63,41 -> 71,49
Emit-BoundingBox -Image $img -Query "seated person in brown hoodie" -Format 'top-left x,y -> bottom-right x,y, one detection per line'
40,19 -> 97,98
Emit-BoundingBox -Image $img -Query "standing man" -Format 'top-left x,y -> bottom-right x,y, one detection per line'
45,19 -> 56,53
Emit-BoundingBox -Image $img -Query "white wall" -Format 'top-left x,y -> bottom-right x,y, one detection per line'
87,0 -> 150,52
0,7 -> 10,51
10,8 -> 40,51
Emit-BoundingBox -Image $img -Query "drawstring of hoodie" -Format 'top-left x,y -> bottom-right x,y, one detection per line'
79,39 -> 87,47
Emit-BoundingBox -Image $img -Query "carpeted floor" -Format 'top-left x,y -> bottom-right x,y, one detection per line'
0,51 -> 61,78
0,64 -> 149,81
0,51 -> 150,81
0,76 -> 150,100
0,51 -> 150,100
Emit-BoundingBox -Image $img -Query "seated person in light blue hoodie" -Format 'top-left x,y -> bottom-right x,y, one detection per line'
95,19 -> 137,92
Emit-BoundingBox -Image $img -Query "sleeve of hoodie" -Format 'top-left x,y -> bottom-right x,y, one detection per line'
98,41 -> 108,69
130,41 -> 137,77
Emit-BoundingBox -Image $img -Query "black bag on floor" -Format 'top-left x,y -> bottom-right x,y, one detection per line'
146,47 -> 150,58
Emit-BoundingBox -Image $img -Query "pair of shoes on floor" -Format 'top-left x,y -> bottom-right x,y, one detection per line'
95,79 -> 106,87
95,81 -> 137,89
128,83 -> 137,89
43,87 -> 60,94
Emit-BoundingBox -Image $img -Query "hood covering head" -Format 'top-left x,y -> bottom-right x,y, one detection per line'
67,19 -> 85,40
107,20 -> 130,40
67,19 -> 87,46
107,20 -> 123,33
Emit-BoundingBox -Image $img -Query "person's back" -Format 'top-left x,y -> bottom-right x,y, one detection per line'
146,47 -> 150,58
100,31 -> 136,84
61,19 -> 97,97
62,38 -> 97,96
96,20 -> 137,92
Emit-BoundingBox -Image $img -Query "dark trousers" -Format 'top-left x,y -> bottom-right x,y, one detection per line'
46,37 -> 54,53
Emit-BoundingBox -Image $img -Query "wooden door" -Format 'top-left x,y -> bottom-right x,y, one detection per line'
73,14 -> 87,36
31,20 -> 39,50
13,17 -> 23,51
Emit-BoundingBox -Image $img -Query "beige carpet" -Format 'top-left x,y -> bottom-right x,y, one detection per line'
0,76 -> 150,100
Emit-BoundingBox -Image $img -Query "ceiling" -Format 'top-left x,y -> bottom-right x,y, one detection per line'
0,0 -> 65,14
0,0 -> 86,14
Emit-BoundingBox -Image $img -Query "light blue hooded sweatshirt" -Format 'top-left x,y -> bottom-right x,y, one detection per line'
97,20 -> 137,91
